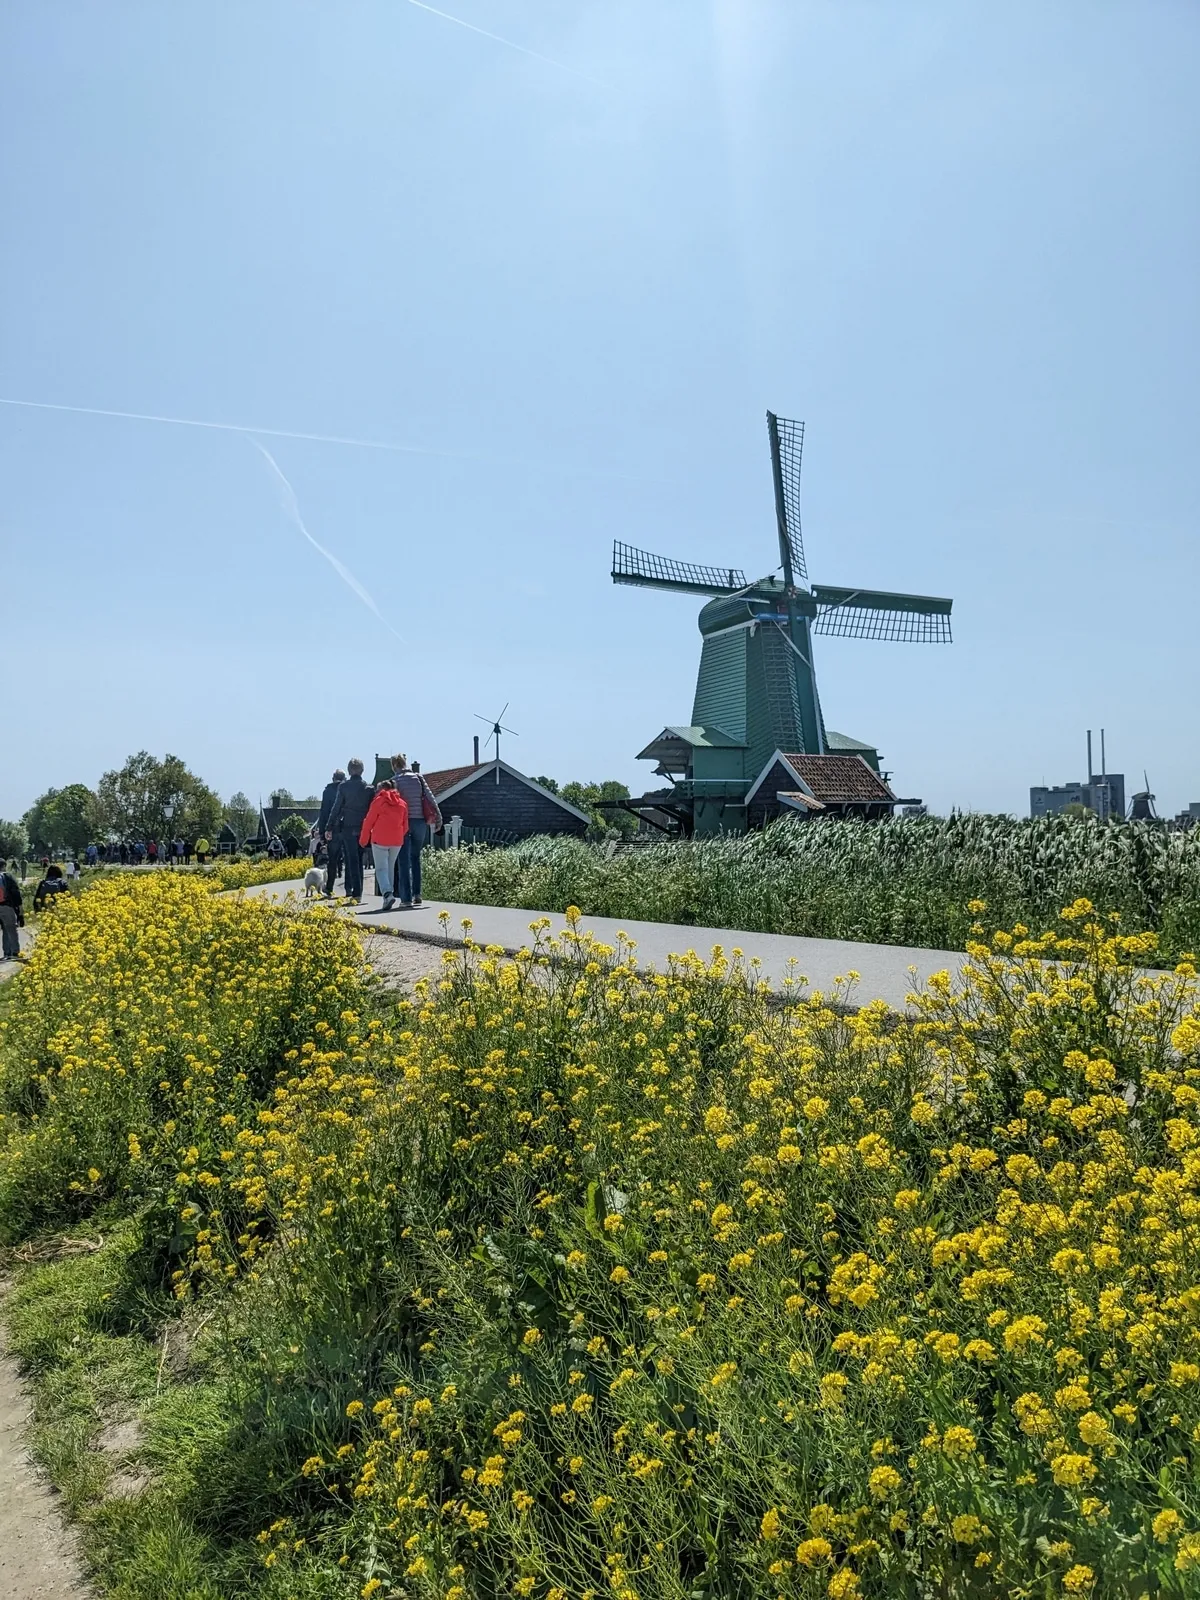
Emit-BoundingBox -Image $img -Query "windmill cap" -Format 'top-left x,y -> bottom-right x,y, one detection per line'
698,581 -> 815,635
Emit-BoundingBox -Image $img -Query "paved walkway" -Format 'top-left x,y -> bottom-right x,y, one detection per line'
245,879 -> 965,1012
0,925 -> 35,985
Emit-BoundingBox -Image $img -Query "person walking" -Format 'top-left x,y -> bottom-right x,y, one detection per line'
325,759 -> 374,903
33,863 -> 70,911
390,754 -> 442,908
0,860 -> 24,963
195,836 -> 211,865
316,768 -> 346,891
358,779 -> 409,912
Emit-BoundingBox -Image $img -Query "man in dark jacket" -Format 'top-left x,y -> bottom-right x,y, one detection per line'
325,760 -> 374,902
0,860 -> 24,962
316,768 -> 346,889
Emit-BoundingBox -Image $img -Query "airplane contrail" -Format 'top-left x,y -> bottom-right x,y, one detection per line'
251,440 -> 402,640
0,395 -> 655,483
0,395 -> 452,459
403,0 -> 606,87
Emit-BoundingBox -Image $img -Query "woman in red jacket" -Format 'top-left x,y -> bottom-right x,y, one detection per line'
358,780 -> 409,912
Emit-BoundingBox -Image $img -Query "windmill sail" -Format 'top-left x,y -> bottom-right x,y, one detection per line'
766,412 -> 808,584
812,585 -> 953,643
612,541 -> 746,596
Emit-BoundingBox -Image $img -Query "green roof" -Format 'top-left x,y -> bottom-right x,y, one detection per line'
636,725 -> 747,765
666,724 -> 744,748
825,730 -> 878,753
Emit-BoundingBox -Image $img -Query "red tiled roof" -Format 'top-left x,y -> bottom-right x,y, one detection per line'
776,790 -> 825,812
422,763 -> 485,795
780,753 -> 896,804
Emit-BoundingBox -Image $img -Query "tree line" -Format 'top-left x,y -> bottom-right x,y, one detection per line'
4,752 -> 230,858
0,758 -> 641,861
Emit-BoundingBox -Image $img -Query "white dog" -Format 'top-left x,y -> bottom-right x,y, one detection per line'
303,866 -> 325,899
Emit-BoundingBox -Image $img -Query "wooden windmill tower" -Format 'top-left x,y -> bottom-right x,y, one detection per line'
611,413 -> 953,835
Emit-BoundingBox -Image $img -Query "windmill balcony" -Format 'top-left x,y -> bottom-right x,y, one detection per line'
669,779 -> 752,800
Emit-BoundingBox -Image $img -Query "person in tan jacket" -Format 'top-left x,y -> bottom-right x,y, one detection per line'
390,754 -> 441,907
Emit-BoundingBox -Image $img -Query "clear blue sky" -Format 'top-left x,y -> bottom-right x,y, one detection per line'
3,2 -> 1197,821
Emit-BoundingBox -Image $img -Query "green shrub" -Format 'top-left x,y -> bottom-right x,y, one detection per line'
424,814 -> 1200,964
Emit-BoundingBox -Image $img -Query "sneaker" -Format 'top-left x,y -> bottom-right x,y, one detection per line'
398,901 -> 414,909
412,897 -> 423,907
380,895 -> 395,912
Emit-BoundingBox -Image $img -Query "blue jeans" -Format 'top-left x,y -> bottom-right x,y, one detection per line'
371,843 -> 403,900
397,820 -> 428,902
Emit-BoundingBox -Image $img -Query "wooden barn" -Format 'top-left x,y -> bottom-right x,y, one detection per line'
423,760 -> 590,845
744,751 -> 903,827
254,792 -> 323,847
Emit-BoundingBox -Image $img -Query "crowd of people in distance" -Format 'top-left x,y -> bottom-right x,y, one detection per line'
80,837 -> 213,868
315,754 -> 442,910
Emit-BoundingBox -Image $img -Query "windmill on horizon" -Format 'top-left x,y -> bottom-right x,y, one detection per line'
609,412 -> 954,835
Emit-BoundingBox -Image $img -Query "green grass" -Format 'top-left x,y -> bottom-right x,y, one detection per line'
3,1222 -> 227,1598
4,1220 -> 387,1599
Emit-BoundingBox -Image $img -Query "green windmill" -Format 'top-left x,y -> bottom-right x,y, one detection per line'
613,412 -> 953,836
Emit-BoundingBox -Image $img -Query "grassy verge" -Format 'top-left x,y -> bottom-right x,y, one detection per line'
3,1223 -> 233,1598
3,876 -> 1200,1597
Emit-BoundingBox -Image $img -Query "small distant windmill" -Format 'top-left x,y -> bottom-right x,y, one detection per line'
1130,772 -> 1158,822
475,704 -> 519,784
611,412 -> 954,834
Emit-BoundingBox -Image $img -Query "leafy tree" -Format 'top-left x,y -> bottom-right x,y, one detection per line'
225,792 -> 259,844
277,813 -> 311,847
95,752 -> 222,842
533,775 -> 560,794
270,787 -> 296,805
0,818 -> 29,860
23,784 -> 98,853
561,780 -> 638,840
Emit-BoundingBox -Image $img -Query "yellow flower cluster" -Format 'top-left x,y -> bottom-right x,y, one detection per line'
5,885 -> 1200,1598
0,872 -> 366,1244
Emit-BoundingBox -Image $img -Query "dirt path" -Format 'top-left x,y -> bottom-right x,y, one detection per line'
0,1297 -> 90,1599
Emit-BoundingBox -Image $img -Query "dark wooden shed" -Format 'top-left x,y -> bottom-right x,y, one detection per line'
424,761 -> 590,844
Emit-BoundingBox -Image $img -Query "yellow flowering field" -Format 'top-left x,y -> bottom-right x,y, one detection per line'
2,877 -> 1200,1599
0,872 -> 364,1241
205,855 -> 314,891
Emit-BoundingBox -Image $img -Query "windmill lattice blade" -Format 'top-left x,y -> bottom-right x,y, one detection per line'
766,412 -> 807,584
612,541 -> 746,597
812,585 -> 953,643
